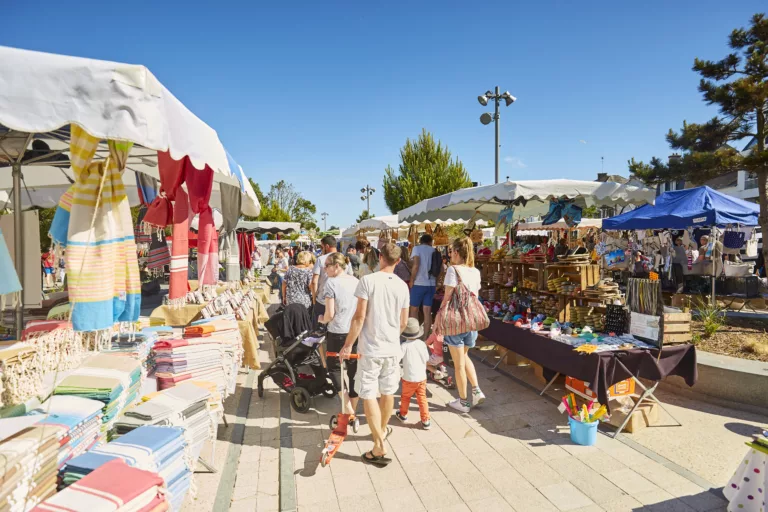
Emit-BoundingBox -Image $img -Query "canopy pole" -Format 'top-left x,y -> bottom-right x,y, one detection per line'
11,161 -> 24,340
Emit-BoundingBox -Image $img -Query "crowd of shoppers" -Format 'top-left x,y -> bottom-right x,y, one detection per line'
267,234 -> 486,467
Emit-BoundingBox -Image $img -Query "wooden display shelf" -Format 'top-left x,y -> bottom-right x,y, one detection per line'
545,263 -> 600,291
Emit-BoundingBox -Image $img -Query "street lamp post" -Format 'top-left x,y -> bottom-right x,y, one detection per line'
478,86 -> 517,184
321,212 -> 329,232
360,185 -> 375,215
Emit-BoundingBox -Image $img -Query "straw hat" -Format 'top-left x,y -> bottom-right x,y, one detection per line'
401,318 -> 424,340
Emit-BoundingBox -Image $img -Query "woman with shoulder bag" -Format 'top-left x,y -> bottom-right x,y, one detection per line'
435,237 -> 488,413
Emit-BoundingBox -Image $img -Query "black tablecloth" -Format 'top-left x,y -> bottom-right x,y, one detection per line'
479,319 -> 698,409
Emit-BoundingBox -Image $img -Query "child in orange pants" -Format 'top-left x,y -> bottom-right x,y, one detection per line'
396,319 -> 430,429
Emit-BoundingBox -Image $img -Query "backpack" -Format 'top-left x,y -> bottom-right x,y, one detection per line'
429,248 -> 443,279
434,269 -> 489,336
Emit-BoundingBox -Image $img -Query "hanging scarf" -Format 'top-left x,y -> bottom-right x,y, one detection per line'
218,183 -> 242,283
143,152 -> 191,305
186,164 -> 217,288
238,231 -> 252,270
66,125 -> 140,332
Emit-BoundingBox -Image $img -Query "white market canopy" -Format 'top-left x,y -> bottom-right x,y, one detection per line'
343,215 -> 488,237
397,179 -> 655,224
516,218 -> 603,236
236,220 -> 301,234
0,46 -> 260,216
0,161 -> 258,214
191,209 -> 223,231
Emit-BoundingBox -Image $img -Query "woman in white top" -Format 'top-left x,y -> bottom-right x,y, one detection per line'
318,252 -> 361,427
437,237 -> 486,414
357,242 -> 380,277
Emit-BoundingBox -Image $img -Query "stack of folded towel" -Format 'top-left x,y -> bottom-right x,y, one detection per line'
33,458 -> 169,512
105,331 -> 158,376
54,354 -> 143,441
30,396 -> 104,471
0,422 -> 66,511
58,425 -> 190,509
114,383 -> 214,455
183,315 -> 243,396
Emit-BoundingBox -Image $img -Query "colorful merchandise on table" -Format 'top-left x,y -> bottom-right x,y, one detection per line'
32,458 -> 168,512
53,354 -> 143,441
30,396 -> 104,470
0,344 -> 45,408
0,423 -> 65,510
60,425 -> 190,510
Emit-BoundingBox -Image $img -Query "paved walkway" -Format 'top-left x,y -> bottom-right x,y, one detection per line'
181,291 -> 767,511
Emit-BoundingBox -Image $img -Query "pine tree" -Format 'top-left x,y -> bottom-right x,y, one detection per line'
383,129 -> 473,214
629,13 -> 768,266
356,210 -> 374,223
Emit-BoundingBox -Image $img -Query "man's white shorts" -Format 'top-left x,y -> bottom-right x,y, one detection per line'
354,355 -> 400,399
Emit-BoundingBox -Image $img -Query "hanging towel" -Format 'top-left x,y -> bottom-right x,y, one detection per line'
0,228 -> 21,296
65,125 -> 140,332
186,164 -> 217,287
143,152 -> 190,305
218,183 -> 242,282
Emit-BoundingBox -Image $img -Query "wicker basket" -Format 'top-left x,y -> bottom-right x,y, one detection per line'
433,225 -> 449,246
470,228 -> 483,244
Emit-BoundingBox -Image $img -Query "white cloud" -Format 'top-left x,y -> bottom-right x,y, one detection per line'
579,140 -> 587,144
503,156 -> 527,168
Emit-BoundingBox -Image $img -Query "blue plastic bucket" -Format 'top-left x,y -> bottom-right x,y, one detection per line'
568,416 -> 598,446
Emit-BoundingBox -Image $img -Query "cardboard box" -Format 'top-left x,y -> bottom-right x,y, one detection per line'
565,376 -> 636,401
607,399 -> 659,434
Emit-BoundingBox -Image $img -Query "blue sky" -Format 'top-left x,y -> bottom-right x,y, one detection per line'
3,1 -> 765,229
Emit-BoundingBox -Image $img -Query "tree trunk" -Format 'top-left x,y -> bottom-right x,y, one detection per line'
758,169 -> 768,276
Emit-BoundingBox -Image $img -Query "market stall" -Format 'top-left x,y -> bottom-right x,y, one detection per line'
0,46 -> 270,510
603,186 -> 763,303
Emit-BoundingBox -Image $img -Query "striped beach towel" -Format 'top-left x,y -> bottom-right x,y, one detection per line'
186,164 -> 217,287
65,125 -> 141,332
32,458 -> 166,512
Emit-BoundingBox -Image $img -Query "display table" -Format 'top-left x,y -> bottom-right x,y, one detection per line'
479,319 -> 698,409
150,304 -> 206,327
150,303 -> 262,370
724,445 -> 768,512
239,308 -> 261,370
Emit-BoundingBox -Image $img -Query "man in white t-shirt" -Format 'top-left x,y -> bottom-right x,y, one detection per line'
311,235 -> 352,327
409,234 -> 436,339
340,243 -> 409,467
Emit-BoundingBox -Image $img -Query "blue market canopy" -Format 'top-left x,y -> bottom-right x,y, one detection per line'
602,186 -> 760,230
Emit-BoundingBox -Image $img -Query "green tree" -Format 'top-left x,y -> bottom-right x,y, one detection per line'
356,210 -> 374,223
244,178 -> 318,230
383,129 -> 473,214
629,13 -> 768,266
581,205 -> 601,219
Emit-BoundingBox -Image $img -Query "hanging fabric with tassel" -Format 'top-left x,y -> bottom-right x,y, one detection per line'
143,152 -> 189,306
218,183 -> 242,282
186,163 -> 217,288
66,125 -> 140,333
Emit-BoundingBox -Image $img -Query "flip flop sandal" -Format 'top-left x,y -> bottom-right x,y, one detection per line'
382,426 -> 393,442
361,451 -> 391,467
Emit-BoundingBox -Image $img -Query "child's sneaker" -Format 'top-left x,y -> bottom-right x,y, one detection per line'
472,388 -> 486,407
428,353 -> 444,366
421,419 -> 431,430
395,411 -> 407,422
448,398 -> 470,413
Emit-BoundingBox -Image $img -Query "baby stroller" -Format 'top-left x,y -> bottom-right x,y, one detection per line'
260,303 -> 336,412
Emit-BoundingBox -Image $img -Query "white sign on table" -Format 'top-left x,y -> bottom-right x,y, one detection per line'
629,312 -> 660,345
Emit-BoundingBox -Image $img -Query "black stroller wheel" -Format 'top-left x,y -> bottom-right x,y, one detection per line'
290,387 -> 311,413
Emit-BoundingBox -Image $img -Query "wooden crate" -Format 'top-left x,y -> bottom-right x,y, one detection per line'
663,312 -> 692,344
545,264 -> 600,291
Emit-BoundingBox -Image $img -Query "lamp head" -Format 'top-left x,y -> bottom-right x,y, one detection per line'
502,92 -> 517,107
477,95 -> 488,106
480,113 -> 493,125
